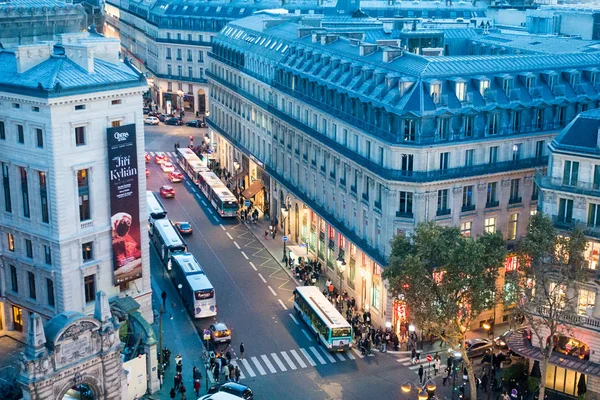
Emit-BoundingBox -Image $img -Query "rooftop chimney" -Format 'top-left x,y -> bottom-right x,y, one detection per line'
63,43 -> 95,73
383,48 -> 404,63
360,43 -> 379,56
15,43 -> 54,74
321,34 -> 339,45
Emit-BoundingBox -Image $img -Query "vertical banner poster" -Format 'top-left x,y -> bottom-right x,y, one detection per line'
107,123 -> 142,285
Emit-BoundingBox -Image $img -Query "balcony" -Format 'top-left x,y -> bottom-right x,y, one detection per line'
80,220 -> 93,230
436,208 -> 451,217
552,215 -> 600,239
461,204 -> 476,213
537,305 -> 600,331
508,197 -> 522,205
396,211 -> 414,219
486,200 -> 499,208
535,168 -> 600,198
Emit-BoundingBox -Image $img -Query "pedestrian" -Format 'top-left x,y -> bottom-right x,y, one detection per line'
481,372 -> 488,393
169,388 -> 176,399
265,229 -> 269,240
229,365 -> 235,382
213,365 -> 219,382
411,348 -> 417,364
176,359 -> 183,374
442,367 -> 449,386
418,364 -> 424,384
193,379 -> 200,397
223,364 -> 230,382
240,342 -> 245,360
234,366 -> 241,383
272,229 -> 276,239
174,373 -> 181,391
434,357 -> 440,376
226,351 -> 232,364
178,383 -> 186,400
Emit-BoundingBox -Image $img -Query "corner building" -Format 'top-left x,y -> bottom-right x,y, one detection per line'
207,13 -> 600,330
0,34 -> 153,339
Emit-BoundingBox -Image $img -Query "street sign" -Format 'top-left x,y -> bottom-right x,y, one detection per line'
203,329 -> 211,341
244,199 -> 251,207
511,389 -> 518,398
282,236 -> 289,242
426,354 -> 433,362
299,243 -> 307,247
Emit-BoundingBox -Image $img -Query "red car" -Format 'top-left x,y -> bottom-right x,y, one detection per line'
159,185 -> 175,198
155,154 -> 167,164
169,172 -> 183,183
145,168 -> 150,177
145,153 -> 150,163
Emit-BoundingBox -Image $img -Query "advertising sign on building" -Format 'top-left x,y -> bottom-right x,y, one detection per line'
107,123 -> 143,285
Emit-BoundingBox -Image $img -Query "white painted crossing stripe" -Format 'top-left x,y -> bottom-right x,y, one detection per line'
278,299 -> 288,310
219,224 -> 226,231
270,353 -> 287,372
351,348 -> 365,359
251,357 -> 267,376
267,286 -> 277,296
301,329 -> 313,342
309,347 -> 327,365
261,355 -> 277,374
233,241 -> 241,249
226,232 -> 233,240
299,348 -> 317,367
397,357 -> 411,363
149,152 -> 155,156
290,350 -> 308,368
280,351 -> 297,370
241,251 -> 249,260
335,353 -> 346,361
346,351 -> 356,360
319,348 -> 336,363
249,262 -> 257,271
289,313 -> 299,325
230,361 -> 246,379
257,273 -> 267,283
241,359 -> 256,378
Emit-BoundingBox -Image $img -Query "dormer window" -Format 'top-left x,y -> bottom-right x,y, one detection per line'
526,76 -> 536,89
502,77 -> 513,96
479,79 -> 490,96
570,72 -> 580,88
590,71 -> 599,86
455,81 -> 466,102
430,83 -> 441,104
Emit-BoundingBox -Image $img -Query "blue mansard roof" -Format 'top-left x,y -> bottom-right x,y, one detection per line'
552,109 -> 600,156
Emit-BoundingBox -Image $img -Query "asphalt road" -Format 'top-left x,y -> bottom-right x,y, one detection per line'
144,124 -> 457,400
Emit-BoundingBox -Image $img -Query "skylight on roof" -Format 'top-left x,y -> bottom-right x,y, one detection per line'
259,38 -> 266,45
182,6 -> 188,11
204,6 -> 210,12
193,6 -> 198,12
172,5 -> 178,11
216,6 -> 222,12
276,43 -> 282,51
270,41 -> 277,49
265,39 -> 272,47
281,45 -> 288,53
240,8 -> 245,13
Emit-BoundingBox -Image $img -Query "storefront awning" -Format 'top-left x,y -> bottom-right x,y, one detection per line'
242,181 -> 264,199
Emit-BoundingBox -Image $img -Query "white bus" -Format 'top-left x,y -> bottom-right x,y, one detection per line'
150,219 -> 187,267
293,286 -> 353,352
175,148 -> 210,184
197,171 -> 238,218
147,191 -> 167,230
170,252 -> 217,318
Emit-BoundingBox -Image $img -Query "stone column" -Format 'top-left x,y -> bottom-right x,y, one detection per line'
145,339 -> 160,393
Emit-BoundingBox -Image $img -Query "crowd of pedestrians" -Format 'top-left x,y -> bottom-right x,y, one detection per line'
208,349 -> 242,385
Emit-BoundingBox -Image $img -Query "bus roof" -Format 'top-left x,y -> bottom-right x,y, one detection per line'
176,147 -> 196,158
200,172 -> 237,201
147,191 -> 166,216
155,220 -> 185,248
171,253 -> 205,275
295,286 -> 351,329
187,273 -> 214,292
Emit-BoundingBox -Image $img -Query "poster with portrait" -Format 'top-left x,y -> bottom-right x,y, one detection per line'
107,123 -> 142,285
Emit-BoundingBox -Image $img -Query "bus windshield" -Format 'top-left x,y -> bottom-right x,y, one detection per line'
223,201 -> 238,211
195,289 -> 214,300
331,327 -> 352,338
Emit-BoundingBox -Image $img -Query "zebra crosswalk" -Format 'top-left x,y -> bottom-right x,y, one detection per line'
228,346 -> 356,380
148,151 -> 177,158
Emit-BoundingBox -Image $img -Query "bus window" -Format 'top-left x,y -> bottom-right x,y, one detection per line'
332,327 -> 352,338
195,289 -> 215,300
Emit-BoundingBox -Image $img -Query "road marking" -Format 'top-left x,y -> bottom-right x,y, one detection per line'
319,347 -> 336,363
229,361 -> 246,379
301,329 -> 313,342
226,232 -> 233,240
278,299 -> 288,310
233,241 -> 241,249
257,273 -> 267,283
271,353 -> 287,372
309,347 -> 327,365
240,359 -> 256,378
201,200 -> 207,206
213,216 -> 219,222
250,357 -> 267,376
346,351 -> 356,360
191,188 -> 197,193
207,209 -> 214,215
336,353 -> 346,361
249,262 -> 257,271
267,286 -> 277,296
241,251 -> 249,259
351,348 -> 364,359
261,355 -> 277,374
398,357 -> 411,363
280,351 -> 297,370
219,224 -> 226,231
299,348 -> 316,367
289,313 -> 299,325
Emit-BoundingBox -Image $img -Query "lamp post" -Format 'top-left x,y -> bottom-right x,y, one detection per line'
336,253 -> 346,296
401,380 -> 436,399
281,205 -> 289,262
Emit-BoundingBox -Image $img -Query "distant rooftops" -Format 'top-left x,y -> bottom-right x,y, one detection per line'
0,33 -> 146,98
470,33 -> 600,55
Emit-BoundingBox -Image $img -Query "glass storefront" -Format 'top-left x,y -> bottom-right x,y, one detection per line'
545,365 -> 586,397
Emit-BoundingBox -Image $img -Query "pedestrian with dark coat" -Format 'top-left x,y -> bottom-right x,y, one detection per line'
240,342 -> 245,360
178,383 -> 186,400
170,388 -> 176,399
174,373 -> 181,391
193,379 -> 200,397
418,365 -> 424,384
234,366 -> 241,383
411,348 -> 417,364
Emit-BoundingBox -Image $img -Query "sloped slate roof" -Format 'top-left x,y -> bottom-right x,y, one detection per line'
553,108 -> 600,151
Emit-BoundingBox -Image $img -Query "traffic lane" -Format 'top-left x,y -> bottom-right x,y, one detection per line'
147,165 -> 314,355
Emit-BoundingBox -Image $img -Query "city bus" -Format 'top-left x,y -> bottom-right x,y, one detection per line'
175,147 -> 210,184
150,219 -> 187,268
147,191 -> 167,230
197,171 -> 238,218
170,252 -> 217,318
293,286 -> 353,352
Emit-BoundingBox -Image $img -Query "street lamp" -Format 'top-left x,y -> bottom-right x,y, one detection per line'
336,253 -> 346,295
281,205 -> 289,262
401,381 -> 435,399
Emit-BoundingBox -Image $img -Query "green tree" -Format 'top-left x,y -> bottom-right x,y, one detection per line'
383,221 -> 506,400
506,213 -> 588,400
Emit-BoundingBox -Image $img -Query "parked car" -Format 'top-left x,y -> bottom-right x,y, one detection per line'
174,221 -> 193,236
447,338 -> 493,359
169,172 -> 183,183
207,383 -> 254,400
209,323 -> 231,344
143,107 -> 150,114
165,117 -> 183,126
148,111 -> 161,117
161,162 -> 175,173
144,116 -> 159,125
157,114 -> 168,122
159,185 -> 175,198
185,119 -> 206,128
